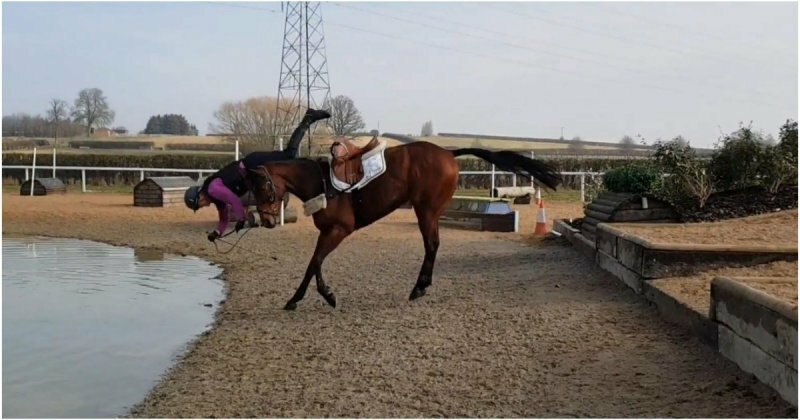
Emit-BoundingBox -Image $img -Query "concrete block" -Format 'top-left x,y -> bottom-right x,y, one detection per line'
718,325 -> 797,407
711,277 -> 797,370
641,281 -> 718,348
597,250 -> 642,294
617,238 -> 644,274
595,226 -> 616,257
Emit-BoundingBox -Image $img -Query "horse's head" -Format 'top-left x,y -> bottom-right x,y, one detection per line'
245,164 -> 286,229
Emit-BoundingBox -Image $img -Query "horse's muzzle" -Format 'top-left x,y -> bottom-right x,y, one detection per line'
260,213 -> 277,229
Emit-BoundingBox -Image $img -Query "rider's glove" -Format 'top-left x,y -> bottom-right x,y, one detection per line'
207,230 -> 221,242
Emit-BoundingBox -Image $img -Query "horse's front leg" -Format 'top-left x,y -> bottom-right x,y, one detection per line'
285,226 -> 348,310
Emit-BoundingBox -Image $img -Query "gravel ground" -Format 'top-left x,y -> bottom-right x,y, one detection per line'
2,192 -> 795,418
615,209 -> 798,246
650,261 -> 798,315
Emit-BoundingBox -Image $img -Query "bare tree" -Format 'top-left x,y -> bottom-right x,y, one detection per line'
619,135 -> 635,149
71,88 -> 115,135
670,135 -> 689,148
46,98 -> 69,144
325,95 -> 365,136
568,136 -> 584,154
420,120 -> 434,137
208,96 -> 323,153
619,135 -> 636,158
209,96 -> 287,151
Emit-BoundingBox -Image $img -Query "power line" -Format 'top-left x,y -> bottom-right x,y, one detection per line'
333,2 -> 784,103
205,2 -> 281,14
484,2 -> 780,72
203,2 -> 785,106
323,21 -> 781,107
593,3 -> 789,58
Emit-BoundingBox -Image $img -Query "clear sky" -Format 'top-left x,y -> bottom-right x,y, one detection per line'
2,1 -> 797,148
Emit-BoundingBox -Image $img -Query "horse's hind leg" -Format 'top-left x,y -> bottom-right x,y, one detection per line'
408,160 -> 457,301
409,207 -> 441,300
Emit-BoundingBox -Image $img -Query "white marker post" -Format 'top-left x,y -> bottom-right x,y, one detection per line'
530,151 -> 535,187
580,173 -> 586,203
278,137 -> 284,226
30,148 -> 37,196
52,146 -> 56,178
235,140 -> 239,160
490,164 -> 496,198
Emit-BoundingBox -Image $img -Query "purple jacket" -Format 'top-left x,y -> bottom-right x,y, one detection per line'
207,178 -> 246,234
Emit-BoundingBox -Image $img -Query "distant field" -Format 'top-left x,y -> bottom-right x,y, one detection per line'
88,135 -> 227,149
418,136 -> 623,151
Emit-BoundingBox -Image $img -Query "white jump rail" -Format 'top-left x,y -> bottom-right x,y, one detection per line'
4,165 -> 218,193
4,164 -> 605,202
460,168 -> 604,202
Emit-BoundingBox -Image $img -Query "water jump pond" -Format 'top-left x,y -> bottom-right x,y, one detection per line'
3,236 -> 224,418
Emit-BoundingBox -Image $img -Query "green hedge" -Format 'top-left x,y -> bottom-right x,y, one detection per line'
164,143 -> 235,152
2,151 -> 630,190
456,156 -> 631,190
2,153 -> 233,186
2,139 -> 51,150
602,164 -> 663,195
69,140 -> 155,150
3,152 -> 230,168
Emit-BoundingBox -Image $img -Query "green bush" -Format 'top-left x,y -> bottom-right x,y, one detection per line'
652,138 -> 714,208
601,164 -> 662,195
759,145 -> 796,193
779,119 -> 798,167
709,125 -> 767,191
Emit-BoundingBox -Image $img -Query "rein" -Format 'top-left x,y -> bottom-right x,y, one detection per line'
211,225 -> 275,260
209,225 -> 256,254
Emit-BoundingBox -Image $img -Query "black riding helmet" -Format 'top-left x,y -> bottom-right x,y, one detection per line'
184,185 -> 202,212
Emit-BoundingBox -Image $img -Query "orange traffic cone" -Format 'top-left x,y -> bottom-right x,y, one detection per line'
534,199 -> 549,236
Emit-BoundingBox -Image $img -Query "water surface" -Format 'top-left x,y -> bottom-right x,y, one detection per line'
3,236 -> 224,418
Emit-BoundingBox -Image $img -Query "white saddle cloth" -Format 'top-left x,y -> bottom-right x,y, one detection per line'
330,140 -> 388,192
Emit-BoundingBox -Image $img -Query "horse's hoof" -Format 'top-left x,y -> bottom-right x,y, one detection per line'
284,301 -> 298,311
323,292 -> 337,308
409,287 -> 426,300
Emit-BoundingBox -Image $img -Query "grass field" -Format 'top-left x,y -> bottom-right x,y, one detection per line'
419,135 -> 625,151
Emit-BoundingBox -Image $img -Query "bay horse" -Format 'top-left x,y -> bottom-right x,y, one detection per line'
245,141 -> 561,310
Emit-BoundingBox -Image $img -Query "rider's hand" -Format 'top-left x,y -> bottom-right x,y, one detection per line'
235,219 -> 246,233
207,230 -> 221,242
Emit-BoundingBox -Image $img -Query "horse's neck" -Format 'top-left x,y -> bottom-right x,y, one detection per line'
282,160 -> 324,201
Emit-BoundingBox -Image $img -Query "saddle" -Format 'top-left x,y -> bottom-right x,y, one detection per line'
330,137 -> 381,186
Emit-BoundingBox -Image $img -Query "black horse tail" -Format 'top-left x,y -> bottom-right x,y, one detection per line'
451,148 -> 562,190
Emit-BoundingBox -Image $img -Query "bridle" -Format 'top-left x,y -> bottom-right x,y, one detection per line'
250,165 -> 282,217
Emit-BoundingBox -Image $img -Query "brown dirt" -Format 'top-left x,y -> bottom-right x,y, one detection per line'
615,209 -> 798,246
650,261 -> 798,316
2,192 -> 795,418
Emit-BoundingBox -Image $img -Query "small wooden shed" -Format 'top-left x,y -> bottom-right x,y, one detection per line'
20,178 -> 66,196
134,176 -> 196,207
581,191 -> 678,241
